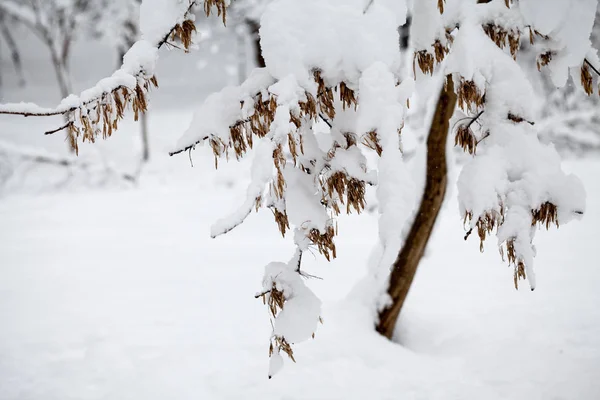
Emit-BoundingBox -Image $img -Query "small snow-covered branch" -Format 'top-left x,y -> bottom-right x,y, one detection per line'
0,0 -> 233,153
210,141 -> 274,238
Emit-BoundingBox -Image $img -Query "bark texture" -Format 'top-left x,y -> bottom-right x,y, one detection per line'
376,76 -> 457,339
246,19 -> 266,68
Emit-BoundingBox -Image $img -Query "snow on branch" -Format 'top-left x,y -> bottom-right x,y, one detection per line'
169,0 -> 411,375
430,1 -> 593,290
0,0 -> 230,154
177,0 -> 591,375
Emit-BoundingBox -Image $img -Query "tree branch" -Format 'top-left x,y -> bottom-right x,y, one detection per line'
0,1 -> 199,120
169,135 -> 209,156
584,58 -> 600,76
44,121 -> 73,135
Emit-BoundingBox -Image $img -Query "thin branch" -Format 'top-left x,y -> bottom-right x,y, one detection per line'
319,113 -> 333,128
188,147 -> 194,167
464,227 -> 473,240
0,1 -> 199,119
0,83 -> 129,117
157,1 -> 198,48
298,271 -> 324,280
476,131 -> 490,145
584,58 -> 600,76
44,120 -> 73,135
210,205 -> 253,238
467,110 -> 484,128
255,289 -> 271,299
164,41 -> 185,51
169,135 -> 208,156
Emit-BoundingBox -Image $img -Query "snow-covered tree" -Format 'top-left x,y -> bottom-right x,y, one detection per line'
0,0 -> 595,378
228,0 -> 270,69
0,9 -> 25,92
87,0 -> 154,162
534,4 -> 600,154
89,0 -> 142,64
0,0 -> 93,98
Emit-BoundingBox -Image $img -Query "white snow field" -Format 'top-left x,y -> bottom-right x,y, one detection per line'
1,29 -> 600,400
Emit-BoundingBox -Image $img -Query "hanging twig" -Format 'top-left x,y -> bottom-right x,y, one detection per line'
584,58 -> 600,76
44,121 -> 74,135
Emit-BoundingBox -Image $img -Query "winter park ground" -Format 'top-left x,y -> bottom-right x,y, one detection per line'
1,37 -> 600,400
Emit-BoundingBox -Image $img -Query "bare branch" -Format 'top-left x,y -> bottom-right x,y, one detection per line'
584,58 -> 600,76
169,135 -> 209,156
44,121 -> 74,135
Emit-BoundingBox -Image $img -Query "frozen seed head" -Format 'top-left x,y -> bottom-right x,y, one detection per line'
457,78 -> 485,113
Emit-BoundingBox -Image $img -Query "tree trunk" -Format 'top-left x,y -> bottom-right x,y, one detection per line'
376,75 -> 457,339
140,111 -> 150,162
0,17 -> 26,86
245,19 -> 265,68
399,15 -> 411,50
50,49 -> 72,99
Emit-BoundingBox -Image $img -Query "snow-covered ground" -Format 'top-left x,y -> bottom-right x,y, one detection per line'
1,28 -> 599,400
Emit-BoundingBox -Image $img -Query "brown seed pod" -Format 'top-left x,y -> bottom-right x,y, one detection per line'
362,130 -> 383,156
455,124 -> 477,155
457,79 -> 485,113
531,201 -> 559,229
581,63 -> 594,96
204,0 -> 227,24
271,208 -> 290,237
308,226 -> 337,261
537,51 -> 554,71
414,50 -> 435,76
313,70 -> 336,120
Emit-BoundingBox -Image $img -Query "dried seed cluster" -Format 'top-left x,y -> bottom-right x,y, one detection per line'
526,26 -> 599,96
67,77 -> 158,155
260,281 -> 322,366
314,70 -> 336,119
259,284 -> 297,363
322,171 -> 366,215
170,19 -> 197,51
437,0 -> 445,14
482,23 -> 521,59
455,124 -> 477,155
362,130 -> 383,156
204,0 -> 227,24
205,69 -> 372,260
413,32 -> 452,76
465,210 -> 527,289
308,226 -> 337,262
532,201 -> 559,229
465,199 -> 560,289
271,208 -> 290,237
457,78 -> 485,113
581,63 -> 594,95
62,7 -> 204,154
504,239 -> 527,290
536,51 -> 554,71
